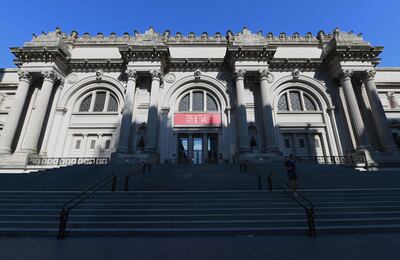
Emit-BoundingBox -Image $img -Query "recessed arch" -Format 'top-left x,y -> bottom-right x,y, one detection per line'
59,75 -> 125,111
161,74 -> 230,111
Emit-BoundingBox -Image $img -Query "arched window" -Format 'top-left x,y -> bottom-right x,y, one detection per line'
277,89 -> 319,112
78,90 -> 119,113
178,90 -> 220,112
79,95 -> 92,112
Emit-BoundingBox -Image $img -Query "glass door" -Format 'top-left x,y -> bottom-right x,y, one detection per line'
207,134 -> 218,163
177,134 -> 189,163
192,135 -> 203,164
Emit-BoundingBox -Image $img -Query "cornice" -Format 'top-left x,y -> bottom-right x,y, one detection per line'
10,46 -> 70,66
119,45 -> 170,64
166,58 -> 225,71
269,58 -> 322,72
68,58 -> 124,72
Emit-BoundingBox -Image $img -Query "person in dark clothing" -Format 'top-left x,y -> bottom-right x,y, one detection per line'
284,154 -> 298,195
250,136 -> 257,150
138,136 -> 145,151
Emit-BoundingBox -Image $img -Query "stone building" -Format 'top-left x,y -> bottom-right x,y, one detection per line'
0,27 -> 399,169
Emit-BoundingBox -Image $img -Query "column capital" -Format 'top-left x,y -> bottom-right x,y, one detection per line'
234,69 -> 246,80
17,70 -> 32,83
338,69 -> 353,81
150,70 -> 162,81
126,69 -> 138,81
258,69 -> 274,83
41,70 -> 59,83
362,68 -> 376,81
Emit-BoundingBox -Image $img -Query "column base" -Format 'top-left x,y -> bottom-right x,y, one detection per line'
0,152 -> 39,169
0,148 -> 12,155
362,150 -> 400,169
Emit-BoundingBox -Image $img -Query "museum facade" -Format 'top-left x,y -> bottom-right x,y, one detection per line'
0,27 -> 399,168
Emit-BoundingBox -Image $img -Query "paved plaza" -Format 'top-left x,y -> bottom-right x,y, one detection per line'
1,233 -> 400,260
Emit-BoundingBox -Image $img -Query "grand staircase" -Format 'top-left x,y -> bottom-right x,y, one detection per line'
0,163 -> 400,237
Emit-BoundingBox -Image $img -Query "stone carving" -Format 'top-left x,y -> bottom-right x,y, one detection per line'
17,70 -> 32,82
364,68 -> 377,79
194,69 -> 202,80
234,27 -> 264,45
109,32 -> 117,40
41,70 -> 58,82
66,73 -> 78,84
388,92 -> 398,109
0,93 -> 7,109
201,32 -> 208,39
95,69 -> 103,81
291,69 -> 300,80
333,27 -> 368,45
234,69 -> 246,80
150,70 -> 162,81
164,73 -> 176,83
175,32 -> 182,39
337,69 -> 354,81
126,70 -> 138,80
259,70 -> 274,83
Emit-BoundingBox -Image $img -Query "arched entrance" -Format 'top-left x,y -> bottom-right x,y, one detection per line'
175,89 -> 221,164
160,75 -> 231,164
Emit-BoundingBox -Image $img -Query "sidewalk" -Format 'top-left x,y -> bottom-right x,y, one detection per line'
1,233 -> 399,260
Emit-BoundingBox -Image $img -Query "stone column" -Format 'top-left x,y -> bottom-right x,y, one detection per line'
338,70 -> 369,150
259,69 -> 279,153
145,70 -> 162,153
116,70 -> 138,153
0,70 -> 32,154
21,70 -> 58,153
362,69 -> 398,153
234,69 -> 250,153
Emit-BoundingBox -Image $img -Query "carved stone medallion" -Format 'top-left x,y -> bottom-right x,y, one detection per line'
66,73 -> 78,84
164,73 -> 176,83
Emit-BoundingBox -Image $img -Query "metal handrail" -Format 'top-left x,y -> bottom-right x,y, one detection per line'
57,153 -> 160,239
57,171 -> 119,239
243,160 -> 316,237
124,153 -> 160,191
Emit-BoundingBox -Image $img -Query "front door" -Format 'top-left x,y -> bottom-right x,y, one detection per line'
177,133 -> 218,164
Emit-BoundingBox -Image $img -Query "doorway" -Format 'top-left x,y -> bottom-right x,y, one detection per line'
177,133 -> 218,164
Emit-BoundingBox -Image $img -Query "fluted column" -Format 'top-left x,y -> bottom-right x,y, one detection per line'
116,70 -> 138,153
362,69 -> 398,153
21,70 -> 58,153
259,69 -> 279,153
0,71 -> 32,154
145,70 -> 162,153
234,69 -> 250,152
339,70 -> 369,150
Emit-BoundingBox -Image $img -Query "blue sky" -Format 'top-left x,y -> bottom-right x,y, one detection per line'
1,0 -> 399,67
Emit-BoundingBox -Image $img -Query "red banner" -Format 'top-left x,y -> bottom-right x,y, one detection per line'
174,113 -> 222,126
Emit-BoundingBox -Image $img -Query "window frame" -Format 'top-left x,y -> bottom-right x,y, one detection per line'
177,90 -> 220,112
277,89 -> 320,113
76,90 -> 119,114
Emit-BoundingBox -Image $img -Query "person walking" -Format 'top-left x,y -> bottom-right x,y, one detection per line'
284,154 -> 298,196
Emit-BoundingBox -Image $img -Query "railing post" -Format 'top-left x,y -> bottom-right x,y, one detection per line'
257,175 -> 262,190
306,207 -> 316,237
267,175 -> 273,191
142,163 -> 146,173
58,209 -> 69,240
111,175 -> 117,192
124,176 -> 129,191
